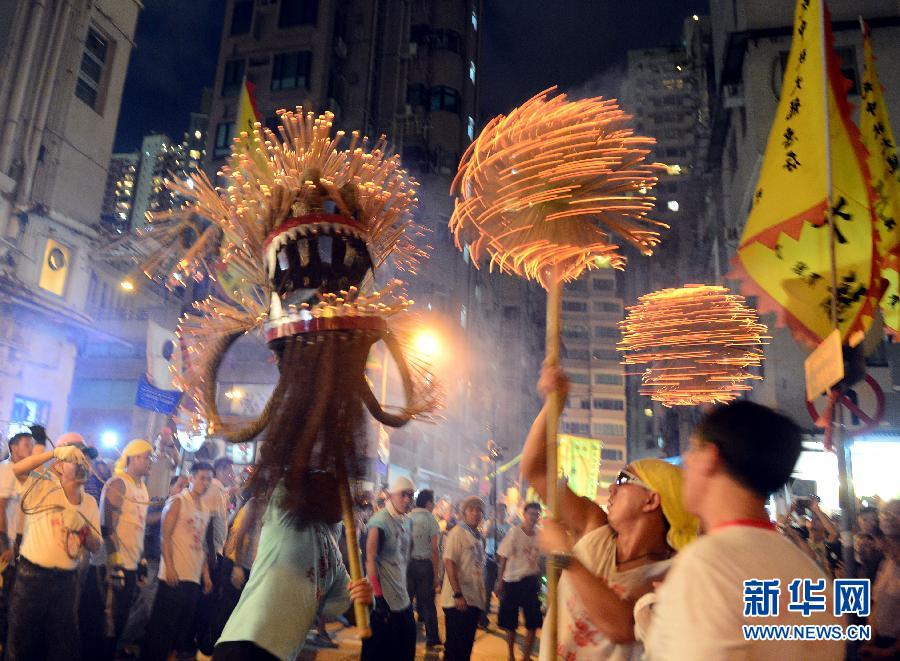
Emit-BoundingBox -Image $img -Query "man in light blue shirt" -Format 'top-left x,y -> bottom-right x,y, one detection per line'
407,489 -> 442,649
362,476 -> 416,660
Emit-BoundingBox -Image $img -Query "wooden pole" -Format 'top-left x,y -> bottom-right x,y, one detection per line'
544,264 -> 563,658
338,472 -> 371,638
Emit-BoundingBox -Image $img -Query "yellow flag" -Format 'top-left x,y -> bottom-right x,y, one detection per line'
234,79 -> 262,159
732,0 -> 879,348
860,23 -> 900,337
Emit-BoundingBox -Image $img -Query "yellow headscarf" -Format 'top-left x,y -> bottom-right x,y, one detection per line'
114,439 -> 154,477
630,458 -> 699,552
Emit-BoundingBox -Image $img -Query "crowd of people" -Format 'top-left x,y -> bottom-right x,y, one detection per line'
0,364 -> 896,661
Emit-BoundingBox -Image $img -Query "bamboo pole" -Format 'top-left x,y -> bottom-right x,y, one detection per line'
338,473 -> 371,638
544,263 -> 563,658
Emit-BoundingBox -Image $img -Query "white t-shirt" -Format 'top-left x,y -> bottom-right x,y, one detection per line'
540,525 -> 670,661
18,472 -> 101,570
91,474 -> 150,570
159,489 -> 210,584
645,525 -> 845,661
0,462 -> 22,544
441,524 -> 487,610
498,525 -> 541,582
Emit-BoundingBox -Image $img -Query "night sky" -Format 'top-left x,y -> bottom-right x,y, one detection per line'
114,0 -> 709,152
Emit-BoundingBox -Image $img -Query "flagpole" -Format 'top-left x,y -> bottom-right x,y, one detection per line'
819,0 -> 857,580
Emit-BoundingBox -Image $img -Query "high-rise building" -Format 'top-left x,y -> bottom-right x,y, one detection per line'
559,269 -> 627,500
130,133 -> 191,228
101,153 -> 139,232
619,15 -> 715,461
0,0 -> 142,439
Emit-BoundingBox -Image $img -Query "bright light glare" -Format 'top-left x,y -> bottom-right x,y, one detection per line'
667,200 -> 680,212
100,430 -> 119,449
412,330 -> 441,360
692,14 -> 699,20
120,279 -> 135,292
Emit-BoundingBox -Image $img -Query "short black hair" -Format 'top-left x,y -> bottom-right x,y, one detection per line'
695,400 -> 802,498
190,461 -> 214,476
213,456 -> 233,474
416,489 -> 435,508
8,432 -> 33,454
524,502 -> 542,514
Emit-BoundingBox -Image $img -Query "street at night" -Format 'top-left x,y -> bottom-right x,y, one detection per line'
0,1 -> 898,660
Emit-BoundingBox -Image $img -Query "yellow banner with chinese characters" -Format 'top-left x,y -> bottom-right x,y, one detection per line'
732,0 -> 879,348
860,23 -> 900,337
558,434 -> 601,499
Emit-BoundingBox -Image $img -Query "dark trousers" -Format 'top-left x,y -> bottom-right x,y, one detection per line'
406,558 -> 440,645
193,553 -> 224,655
480,555 -> 498,624
209,559 -> 249,650
6,557 -> 81,661
443,606 -> 482,661
141,580 -> 200,661
360,605 -> 416,661
0,556 -> 17,651
79,565 -> 139,660
213,640 -> 279,661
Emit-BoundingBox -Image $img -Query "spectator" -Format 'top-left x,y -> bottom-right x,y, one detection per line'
362,476 -> 417,661
80,439 -> 154,660
860,499 -> 899,659
805,498 -> 842,579
524,366 -> 697,659
856,532 -> 884,583
0,431 -> 34,648
481,511 -> 509,628
7,435 -> 102,661
141,462 -> 214,661
496,502 -> 542,661
146,427 -> 180,502
407,488 -> 442,649
84,456 -> 111,504
442,495 -> 487,661
213,474 -> 372,660
644,401 -> 844,660
119,475 -> 187,656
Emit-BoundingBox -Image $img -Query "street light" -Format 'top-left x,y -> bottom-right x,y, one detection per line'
412,328 -> 442,362
120,278 -> 135,292
100,430 -> 119,449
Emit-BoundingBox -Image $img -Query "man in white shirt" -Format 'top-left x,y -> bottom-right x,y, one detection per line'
442,496 -> 487,661
6,434 -> 102,661
645,401 -> 845,661
496,502 -> 542,661
142,461 -> 214,661
0,431 -> 33,651
79,439 -> 154,660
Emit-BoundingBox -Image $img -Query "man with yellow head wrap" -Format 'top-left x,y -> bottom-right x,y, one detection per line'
79,439 -> 153,660
523,366 -> 698,661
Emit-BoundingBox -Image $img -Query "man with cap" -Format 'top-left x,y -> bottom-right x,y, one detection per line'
79,438 -> 153,660
644,401 -> 844,660
362,476 -> 417,660
6,433 -> 102,660
442,495 -> 487,661
523,366 -> 698,660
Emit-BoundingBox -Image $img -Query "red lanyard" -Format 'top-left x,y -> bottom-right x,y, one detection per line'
712,518 -> 776,533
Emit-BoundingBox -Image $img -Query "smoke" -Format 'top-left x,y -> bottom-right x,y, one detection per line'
564,64 -> 629,103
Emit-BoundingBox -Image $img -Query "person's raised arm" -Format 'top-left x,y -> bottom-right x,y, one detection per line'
12,449 -> 55,480
521,364 -> 607,537
810,500 -> 840,543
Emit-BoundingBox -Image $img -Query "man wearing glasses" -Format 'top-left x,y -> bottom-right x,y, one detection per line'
523,365 -> 698,660
362,476 -> 417,660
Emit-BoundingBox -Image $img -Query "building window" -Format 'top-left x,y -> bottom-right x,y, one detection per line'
593,301 -> 621,314
469,61 -> 476,84
271,51 -> 311,91
562,422 -> 590,436
563,301 -> 587,313
565,279 -> 587,294
467,116 -> 475,141
214,122 -> 235,157
594,423 -> 625,437
600,448 -> 624,461
592,277 -> 613,292
406,84 -> 427,107
561,325 -> 589,341
222,59 -> 245,97
231,1 -> 254,34
592,348 -> 619,362
431,29 -> 462,54
593,398 -> 624,411
429,86 -> 461,114
75,27 -> 109,110
471,9 -> 478,31
593,373 -> 623,386
564,348 -> 590,361
594,326 -> 619,340
278,0 -> 318,28
569,372 -> 590,385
